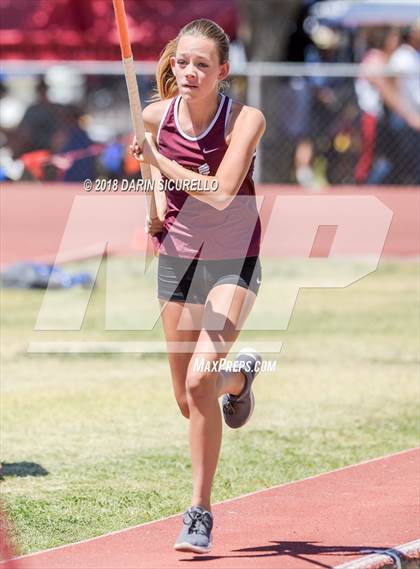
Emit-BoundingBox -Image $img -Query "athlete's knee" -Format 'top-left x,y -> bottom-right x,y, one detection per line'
186,369 -> 217,403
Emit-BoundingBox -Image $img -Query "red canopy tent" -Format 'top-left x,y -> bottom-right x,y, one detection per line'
0,0 -> 237,61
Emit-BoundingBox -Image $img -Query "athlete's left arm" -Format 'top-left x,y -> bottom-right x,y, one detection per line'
142,106 -> 266,210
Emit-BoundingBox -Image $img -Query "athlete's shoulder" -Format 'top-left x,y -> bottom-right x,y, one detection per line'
237,104 -> 265,127
226,100 -> 266,140
142,98 -> 174,134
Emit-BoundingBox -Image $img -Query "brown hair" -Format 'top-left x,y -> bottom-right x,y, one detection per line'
365,26 -> 400,51
155,19 -> 230,100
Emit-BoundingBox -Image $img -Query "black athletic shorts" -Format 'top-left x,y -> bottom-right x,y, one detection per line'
157,254 -> 262,304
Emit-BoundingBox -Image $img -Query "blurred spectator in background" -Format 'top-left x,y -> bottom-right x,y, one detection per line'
305,25 -> 356,184
306,26 -> 343,114
354,26 -> 420,185
354,27 -> 400,184
0,80 -> 13,181
278,26 -> 341,187
387,22 -> 420,184
7,72 -> 96,182
12,78 -> 65,159
51,105 -> 96,182
292,138 -> 328,189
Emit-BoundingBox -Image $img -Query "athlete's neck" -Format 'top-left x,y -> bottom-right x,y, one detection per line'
178,92 -> 221,136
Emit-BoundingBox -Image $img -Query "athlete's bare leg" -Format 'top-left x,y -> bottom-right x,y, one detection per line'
185,284 -> 257,512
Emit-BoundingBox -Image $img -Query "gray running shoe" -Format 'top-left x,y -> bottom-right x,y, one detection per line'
173,505 -> 213,553
222,348 -> 262,429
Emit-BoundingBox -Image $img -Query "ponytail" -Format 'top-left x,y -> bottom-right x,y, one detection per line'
155,39 -> 178,100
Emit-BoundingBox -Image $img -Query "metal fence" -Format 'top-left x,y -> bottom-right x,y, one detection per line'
1,62 -> 419,186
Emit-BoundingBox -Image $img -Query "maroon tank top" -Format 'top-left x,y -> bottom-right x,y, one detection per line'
152,94 -> 261,260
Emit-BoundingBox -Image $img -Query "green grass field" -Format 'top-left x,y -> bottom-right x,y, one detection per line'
1,256 -> 419,555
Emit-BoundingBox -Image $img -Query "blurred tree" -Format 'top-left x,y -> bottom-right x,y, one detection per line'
236,0 -> 302,61
235,0 -> 303,182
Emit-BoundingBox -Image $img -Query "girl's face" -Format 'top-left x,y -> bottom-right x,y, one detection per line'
170,34 -> 229,100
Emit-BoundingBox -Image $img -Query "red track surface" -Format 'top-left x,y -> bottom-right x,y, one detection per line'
4,448 -> 419,569
1,184 -> 419,268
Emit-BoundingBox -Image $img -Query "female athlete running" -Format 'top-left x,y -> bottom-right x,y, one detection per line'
130,18 -> 266,554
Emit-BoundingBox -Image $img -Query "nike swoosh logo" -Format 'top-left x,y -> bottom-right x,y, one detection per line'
203,148 -> 219,154
256,278 -> 262,284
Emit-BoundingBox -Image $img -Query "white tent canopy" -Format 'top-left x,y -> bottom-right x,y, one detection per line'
309,0 -> 420,28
